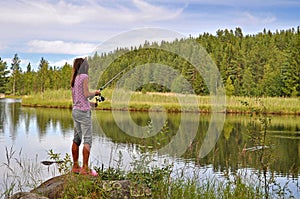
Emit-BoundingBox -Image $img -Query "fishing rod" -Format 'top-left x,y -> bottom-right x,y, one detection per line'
91,64 -> 134,103
100,67 -> 128,91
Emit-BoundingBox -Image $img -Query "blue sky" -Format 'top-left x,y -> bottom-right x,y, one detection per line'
0,0 -> 299,71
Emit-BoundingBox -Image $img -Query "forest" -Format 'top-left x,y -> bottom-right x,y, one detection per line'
0,27 -> 299,97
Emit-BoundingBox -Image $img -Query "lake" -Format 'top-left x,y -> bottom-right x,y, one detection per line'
0,98 -> 299,197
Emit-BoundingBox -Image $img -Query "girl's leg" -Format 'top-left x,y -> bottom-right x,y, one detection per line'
81,111 -> 92,172
82,143 -> 90,171
72,109 -> 83,172
71,142 -> 81,172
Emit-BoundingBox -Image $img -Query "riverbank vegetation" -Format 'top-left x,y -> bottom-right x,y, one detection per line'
3,134 -> 297,199
20,89 -> 300,115
1,146 -> 286,199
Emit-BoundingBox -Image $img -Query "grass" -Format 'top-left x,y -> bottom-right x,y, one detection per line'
2,147 -> 290,199
19,89 -> 300,114
21,89 -> 73,108
0,146 -> 44,198
226,96 -> 300,114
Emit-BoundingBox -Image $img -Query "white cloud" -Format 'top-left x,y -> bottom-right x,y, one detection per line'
0,44 -> 5,51
0,0 -> 299,68
189,0 -> 300,7
0,0 -> 185,27
236,12 -> 276,25
2,57 -> 33,71
18,59 -> 32,71
132,0 -> 186,21
2,58 -> 11,66
49,57 -> 75,67
0,0 -> 91,25
27,40 -> 97,55
0,0 -> 188,49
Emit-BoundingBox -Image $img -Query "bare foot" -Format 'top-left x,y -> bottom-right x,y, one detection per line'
71,166 -> 81,173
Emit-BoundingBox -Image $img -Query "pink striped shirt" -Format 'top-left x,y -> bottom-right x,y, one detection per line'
72,74 -> 90,111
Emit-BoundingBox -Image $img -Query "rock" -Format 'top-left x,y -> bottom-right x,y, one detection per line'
30,175 -> 66,199
7,192 -> 49,199
101,180 -> 151,198
9,174 -> 151,199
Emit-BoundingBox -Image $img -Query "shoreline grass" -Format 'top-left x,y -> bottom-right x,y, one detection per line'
18,89 -> 300,115
2,148 -> 295,199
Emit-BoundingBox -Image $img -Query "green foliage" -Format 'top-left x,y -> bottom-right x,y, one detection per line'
21,89 -> 73,108
225,76 -> 235,96
9,54 -> 22,95
89,27 -> 300,97
1,146 -> 44,198
47,149 -> 72,175
1,55 -> 72,96
2,27 -> 300,97
20,88 -> 300,114
57,150 -> 270,199
241,98 -> 278,198
0,58 -> 9,93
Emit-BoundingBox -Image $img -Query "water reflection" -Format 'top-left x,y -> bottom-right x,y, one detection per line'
0,99 -> 300,195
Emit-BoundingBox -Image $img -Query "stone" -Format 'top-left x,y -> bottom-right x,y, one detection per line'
7,192 -> 49,199
30,175 -> 66,199
9,174 -> 151,199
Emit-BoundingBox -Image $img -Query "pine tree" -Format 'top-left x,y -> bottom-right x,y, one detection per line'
24,62 -> 34,94
10,53 -> 22,95
60,63 -> 72,89
0,58 -> 9,93
37,57 -> 49,95
241,67 -> 255,96
225,76 -> 235,96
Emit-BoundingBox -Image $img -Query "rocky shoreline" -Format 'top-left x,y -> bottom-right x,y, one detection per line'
8,174 -> 151,199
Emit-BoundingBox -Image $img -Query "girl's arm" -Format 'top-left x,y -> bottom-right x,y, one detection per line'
83,77 -> 100,98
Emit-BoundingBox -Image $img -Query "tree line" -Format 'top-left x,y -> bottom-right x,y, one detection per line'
0,27 -> 299,97
89,27 -> 300,97
0,55 -> 72,95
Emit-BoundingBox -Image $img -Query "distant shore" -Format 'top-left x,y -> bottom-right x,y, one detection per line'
12,89 -> 300,115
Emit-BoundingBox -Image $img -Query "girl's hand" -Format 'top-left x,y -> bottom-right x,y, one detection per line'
95,90 -> 101,96
90,102 -> 97,108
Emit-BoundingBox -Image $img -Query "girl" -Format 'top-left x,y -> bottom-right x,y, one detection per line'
70,57 -> 100,175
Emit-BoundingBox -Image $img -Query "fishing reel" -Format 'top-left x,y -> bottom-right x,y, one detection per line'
88,88 -> 105,103
95,87 -> 105,103
95,94 -> 105,102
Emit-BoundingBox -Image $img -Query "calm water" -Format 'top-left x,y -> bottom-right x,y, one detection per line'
0,98 -> 299,197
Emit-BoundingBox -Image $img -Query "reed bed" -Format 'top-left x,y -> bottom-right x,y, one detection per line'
20,89 -> 300,114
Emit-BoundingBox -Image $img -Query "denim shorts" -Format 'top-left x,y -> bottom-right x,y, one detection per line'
72,109 -> 92,147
